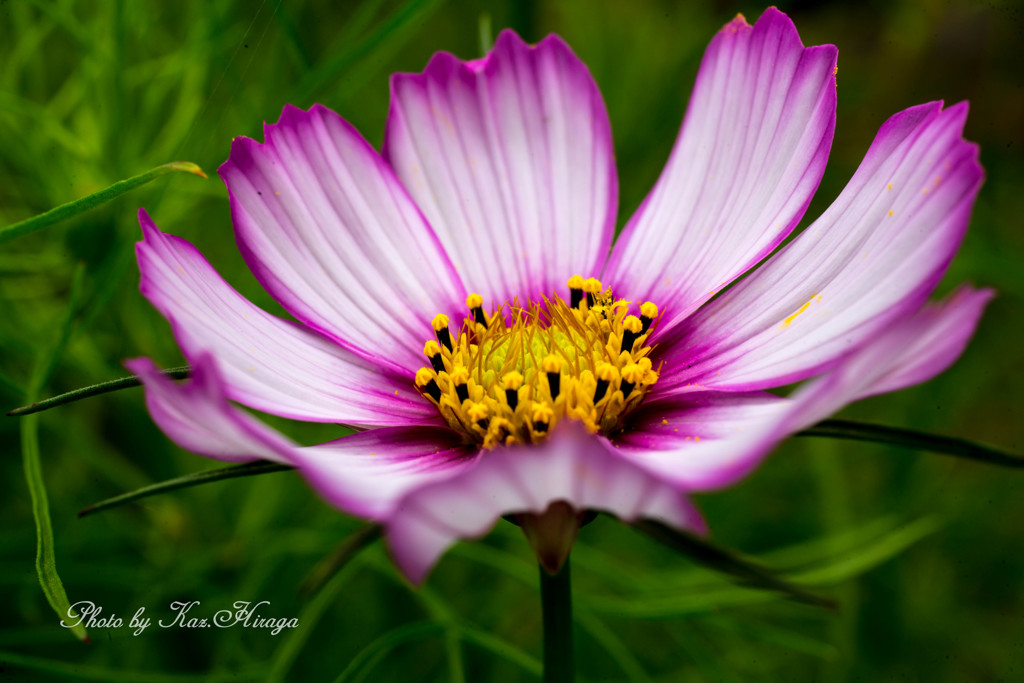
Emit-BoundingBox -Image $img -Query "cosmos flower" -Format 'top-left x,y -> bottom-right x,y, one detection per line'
129,7 -> 991,583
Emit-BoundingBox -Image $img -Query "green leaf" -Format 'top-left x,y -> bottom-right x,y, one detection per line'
7,366 -> 191,416
21,265 -> 88,642
78,460 -> 293,518
0,161 -> 206,244
633,520 -> 837,609
799,419 -> 1024,468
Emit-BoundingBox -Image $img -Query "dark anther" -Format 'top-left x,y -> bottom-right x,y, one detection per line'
506,388 -> 519,411
594,378 -> 610,403
472,307 -> 487,326
585,291 -> 595,308
620,329 -> 639,354
570,288 -> 583,309
640,315 -> 654,334
436,327 -> 453,353
621,380 -> 635,399
429,353 -> 445,373
533,420 -> 549,433
422,379 -> 442,402
456,383 -> 469,403
547,372 -> 560,399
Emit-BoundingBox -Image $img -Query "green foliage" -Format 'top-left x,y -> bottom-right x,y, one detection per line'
1,0 -> 1022,681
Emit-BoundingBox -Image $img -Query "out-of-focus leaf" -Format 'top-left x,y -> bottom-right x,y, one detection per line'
267,546 -> 369,683
478,13 -> 493,55
793,516 -> 943,585
800,419 -> 1024,468
633,520 -> 837,609
704,615 -> 838,660
0,649 -> 264,681
296,0 -> 443,100
363,552 -> 540,680
332,621 -> 444,683
590,516 -> 943,618
458,627 -> 543,677
0,161 -> 206,244
301,524 -> 382,597
78,461 -> 292,518
575,610 -> 651,682
7,366 -> 190,416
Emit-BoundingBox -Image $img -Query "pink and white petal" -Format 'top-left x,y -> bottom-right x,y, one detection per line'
618,285 -> 992,491
126,354 -> 295,464
856,285 -> 993,398
615,390 -> 788,453
288,428 -> 478,521
220,105 -> 466,373
656,101 -> 983,394
137,209 -> 437,427
385,423 -> 705,584
611,391 -> 790,490
384,29 -> 616,306
605,8 -> 837,328
780,284 -> 994,429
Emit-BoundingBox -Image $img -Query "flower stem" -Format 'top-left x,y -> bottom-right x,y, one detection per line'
539,556 -> 574,683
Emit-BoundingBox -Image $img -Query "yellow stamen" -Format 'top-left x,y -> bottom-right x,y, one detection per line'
621,364 -> 645,385
502,371 -> 524,391
467,402 -> 489,423
595,362 -> 619,382
413,281 -> 662,448
542,354 -> 564,374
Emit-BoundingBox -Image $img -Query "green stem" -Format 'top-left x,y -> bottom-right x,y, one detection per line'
539,557 -> 574,683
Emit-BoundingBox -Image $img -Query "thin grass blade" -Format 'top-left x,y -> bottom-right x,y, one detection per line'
799,419 -> 1024,467
78,461 -> 293,518
7,366 -> 191,416
22,265 -> 87,642
0,161 -> 206,244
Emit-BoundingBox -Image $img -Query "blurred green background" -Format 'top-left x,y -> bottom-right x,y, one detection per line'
2,0 -> 1022,680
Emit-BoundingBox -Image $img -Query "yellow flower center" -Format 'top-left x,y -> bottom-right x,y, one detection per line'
415,276 -> 661,449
